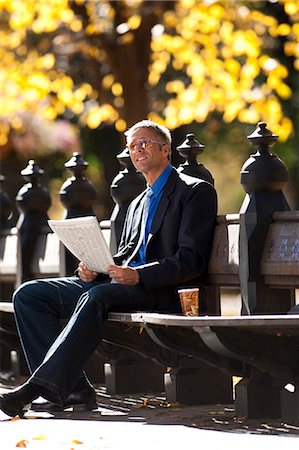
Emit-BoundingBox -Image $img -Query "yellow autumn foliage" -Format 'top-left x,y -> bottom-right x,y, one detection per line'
0,0 -> 298,147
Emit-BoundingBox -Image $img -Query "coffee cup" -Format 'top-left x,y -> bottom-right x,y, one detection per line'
178,288 -> 199,316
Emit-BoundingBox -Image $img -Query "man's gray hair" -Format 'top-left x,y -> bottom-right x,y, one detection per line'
125,120 -> 172,145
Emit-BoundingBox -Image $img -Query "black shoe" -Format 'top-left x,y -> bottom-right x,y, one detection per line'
0,383 -> 40,418
31,386 -> 97,412
64,387 -> 97,411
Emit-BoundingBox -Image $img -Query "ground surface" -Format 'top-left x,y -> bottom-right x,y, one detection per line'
1,373 -> 299,449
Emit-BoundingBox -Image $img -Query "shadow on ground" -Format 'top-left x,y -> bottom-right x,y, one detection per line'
1,372 -> 299,437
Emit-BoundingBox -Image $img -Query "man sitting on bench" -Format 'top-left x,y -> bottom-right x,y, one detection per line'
0,120 -> 217,418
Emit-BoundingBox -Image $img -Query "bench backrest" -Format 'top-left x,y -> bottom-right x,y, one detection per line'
0,222 -> 112,296
0,229 -> 18,282
207,214 -> 240,286
0,230 -> 64,295
261,211 -> 299,288
1,211 -> 298,312
28,233 -> 65,280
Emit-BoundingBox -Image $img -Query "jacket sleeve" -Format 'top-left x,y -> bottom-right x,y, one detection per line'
137,182 -> 217,289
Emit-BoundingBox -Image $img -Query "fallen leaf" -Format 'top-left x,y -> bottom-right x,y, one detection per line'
32,434 -> 48,440
11,417 -> 22,422
72,439 -> 83,445
16,440 -> 29,447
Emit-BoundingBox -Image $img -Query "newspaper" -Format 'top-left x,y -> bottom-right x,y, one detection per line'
48,216 -> 113,273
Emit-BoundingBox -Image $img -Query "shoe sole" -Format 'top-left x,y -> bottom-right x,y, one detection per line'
68,401 -> 98,411
31,401 -> 98,413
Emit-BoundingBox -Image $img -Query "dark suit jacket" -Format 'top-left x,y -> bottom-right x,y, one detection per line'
113,168 -> 217,312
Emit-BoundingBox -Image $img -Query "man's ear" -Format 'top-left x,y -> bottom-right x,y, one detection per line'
163,143 -> 171,160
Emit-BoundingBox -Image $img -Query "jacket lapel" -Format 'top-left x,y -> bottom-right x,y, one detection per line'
131,191 -> 147,240
124,189 -> 149,263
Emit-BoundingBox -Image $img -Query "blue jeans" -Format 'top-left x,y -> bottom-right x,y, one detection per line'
13,276 -> 155,404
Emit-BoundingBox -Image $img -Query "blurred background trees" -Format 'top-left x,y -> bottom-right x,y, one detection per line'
1,0 -> 298,220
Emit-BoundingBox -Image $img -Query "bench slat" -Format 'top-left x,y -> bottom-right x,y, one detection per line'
128,312 -> 299,329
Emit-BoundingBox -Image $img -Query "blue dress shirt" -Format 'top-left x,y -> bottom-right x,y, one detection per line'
130,165 -> 173,267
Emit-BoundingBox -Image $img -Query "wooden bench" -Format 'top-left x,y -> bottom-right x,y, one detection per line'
105,311 -> 299,419
1,210 -> 299,422
101,210 -> 299,421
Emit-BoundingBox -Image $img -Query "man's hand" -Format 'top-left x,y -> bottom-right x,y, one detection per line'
107,264 -> 140,285
77,262 -> 98,283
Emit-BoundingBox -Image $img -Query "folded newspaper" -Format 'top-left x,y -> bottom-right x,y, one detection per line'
48,216 -> 113,273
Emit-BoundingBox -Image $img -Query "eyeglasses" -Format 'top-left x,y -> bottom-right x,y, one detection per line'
128,137 -> 164,153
